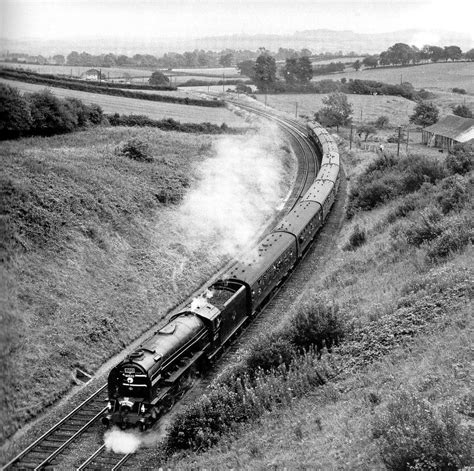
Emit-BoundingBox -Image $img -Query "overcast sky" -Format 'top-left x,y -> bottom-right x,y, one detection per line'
1,0 -> 473,42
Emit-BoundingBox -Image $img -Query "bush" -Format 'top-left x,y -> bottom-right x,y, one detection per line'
290,297 -> 344,352
344,224 -> 367,250
435,175 -> 470,214
115,137 -> 153,162
446,144 -> 473,175
426,216 -> 473,261
0,84 -> 33,138
245,331 -> 296,375
28,89 -> 77,135
452,87 -> 466,94
386,195 -> 417,223
404,208 -> 443,247
375,115 -> 389,129
372,391 -> 471,470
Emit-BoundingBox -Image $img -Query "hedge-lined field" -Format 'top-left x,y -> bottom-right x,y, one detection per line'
310,61 -> 474,94
0,79 -> 249,126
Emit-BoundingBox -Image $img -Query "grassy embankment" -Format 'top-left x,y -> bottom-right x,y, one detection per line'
0,125 -> 294,444
151,133 -> 473,469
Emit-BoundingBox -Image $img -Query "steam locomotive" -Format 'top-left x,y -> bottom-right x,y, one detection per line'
102,120 -> 340,430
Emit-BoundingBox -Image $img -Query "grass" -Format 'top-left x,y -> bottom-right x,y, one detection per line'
148,131 -> 473,469
257,93 -> 417,126
309,61 -> 474,94
0,125 -> 294,444
0,78 -> 249,126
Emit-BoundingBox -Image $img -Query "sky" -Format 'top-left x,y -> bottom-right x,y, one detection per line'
1,0 -> 473,42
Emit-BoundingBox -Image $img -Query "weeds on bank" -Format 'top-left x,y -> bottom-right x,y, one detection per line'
164,145 -> 473,464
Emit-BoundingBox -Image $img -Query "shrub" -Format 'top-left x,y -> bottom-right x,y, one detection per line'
347,180 -> 395,218
375,115 -> 389,129
0,83 -> 33,138
344,224 -> 367,250
372,391 -> 471,470
404,208 -> 443,247
435,175 -> 470,214
290,297 -> 344,352
399,156 -> 446,193
28,89 -> 77,135
386,195 -> 417,223
446,144 -> 473,175
426,216 -> 473,261
452,87 -> 466,94
245,331 -> 296,375
115,137 -> 153,162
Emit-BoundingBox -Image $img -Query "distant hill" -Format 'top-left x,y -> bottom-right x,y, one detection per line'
1,29 -> 472,56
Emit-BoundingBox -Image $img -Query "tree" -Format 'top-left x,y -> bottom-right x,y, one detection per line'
444,45 -> 462,61
52,54 -> 65,65
384,43 -> 415,65
219,53 -> 233,67
452,104 -> 473,118
237,60 -> 256,80
465,48 -> 474,61
375,115 -> 390,129
315,92 -> 353,130
357,124 -> 377,141
149,71 -> 170,86
0,84 -> 32,138
254,54 -> 277,92
362,55 -> 378,68
66,51 -> 81,66
28,90 -> 76,135
409,102 -> 439,126
353,59 -> 362,71
295,56 -> 313,84
282,57 -> 298,84
428,45 -> 445,62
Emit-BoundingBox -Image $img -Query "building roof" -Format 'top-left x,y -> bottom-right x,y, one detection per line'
424,115 -> 474,140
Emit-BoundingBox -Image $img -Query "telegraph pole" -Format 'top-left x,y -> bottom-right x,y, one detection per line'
397,126 -> 401,157
406,129 -> 410,155
295,102 -> 298,118
350,125 -> 353,150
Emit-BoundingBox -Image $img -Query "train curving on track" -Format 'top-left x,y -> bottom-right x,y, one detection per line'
103,119 -> 340,431
2,110 -> 339,471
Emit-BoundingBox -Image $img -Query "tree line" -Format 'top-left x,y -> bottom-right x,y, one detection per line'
360,43 -> 474,69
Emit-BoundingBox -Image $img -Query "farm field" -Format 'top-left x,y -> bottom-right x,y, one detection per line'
0,62 -> 150,80
257,93 -> 417,126
311,61 -> 474,94
0,78 -> 249,126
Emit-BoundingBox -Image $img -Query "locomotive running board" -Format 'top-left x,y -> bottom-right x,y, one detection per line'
162,349 -> 207,385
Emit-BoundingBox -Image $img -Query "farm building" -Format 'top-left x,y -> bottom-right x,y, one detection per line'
84,69 -> 101,81
422,114 -> 474,150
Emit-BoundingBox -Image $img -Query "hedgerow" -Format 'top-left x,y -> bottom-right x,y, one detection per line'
0,68 -> 225,107
1,84 -> 105,139
107,113 -> 242,134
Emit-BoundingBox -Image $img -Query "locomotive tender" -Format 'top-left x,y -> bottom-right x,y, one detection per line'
103,120 -> 340,430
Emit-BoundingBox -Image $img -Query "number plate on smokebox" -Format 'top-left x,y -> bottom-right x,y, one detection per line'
124,367 -> 135,374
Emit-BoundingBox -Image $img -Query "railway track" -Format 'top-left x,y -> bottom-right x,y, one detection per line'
2,103 -> 320,471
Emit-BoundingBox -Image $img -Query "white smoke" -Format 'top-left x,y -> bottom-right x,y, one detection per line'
190,289 -> 214,310
177,122 -> 290,260
104,428 -> 141,454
